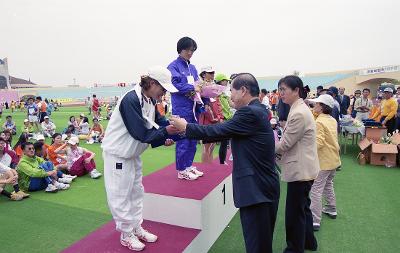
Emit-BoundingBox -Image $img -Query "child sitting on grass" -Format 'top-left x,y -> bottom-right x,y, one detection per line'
54,137 -> 102,179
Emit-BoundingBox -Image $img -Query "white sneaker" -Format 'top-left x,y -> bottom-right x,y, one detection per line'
64,174 -> 77,180
177,169 -> 199,180
45,184 -> 58,193
58,177 -> 72,184
322,209 -> 337,219
54,182 -> 70,190
134,226 -> 158,243
188,166 -> 204,177
90,169 -> 102,179
120,232 -> 145,251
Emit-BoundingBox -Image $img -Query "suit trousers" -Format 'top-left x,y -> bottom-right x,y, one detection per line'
284,181 -> 317,253
218,139 -> 229,164
240,201 -> 279,253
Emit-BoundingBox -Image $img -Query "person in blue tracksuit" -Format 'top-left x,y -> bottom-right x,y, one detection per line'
167,37 -> 204,181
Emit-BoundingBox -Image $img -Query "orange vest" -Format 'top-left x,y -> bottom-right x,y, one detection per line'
41,102 -> 47,112
270,94 -> 278,105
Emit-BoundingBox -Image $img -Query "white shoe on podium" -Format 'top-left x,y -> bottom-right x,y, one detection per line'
134,226 -> 158,243
189,166 -> 204,177
120,232 -> 145,251
178,169 -> 199,180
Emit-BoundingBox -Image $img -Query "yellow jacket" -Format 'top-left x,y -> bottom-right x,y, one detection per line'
369,105 -> 380,121
315,113 -> 341,170
371,98 -> 398,121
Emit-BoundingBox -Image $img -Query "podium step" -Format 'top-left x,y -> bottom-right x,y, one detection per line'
143,158 -> 238,252
61,220 -> 200,253
62,157 -> 237,253
143,160 -> 233,200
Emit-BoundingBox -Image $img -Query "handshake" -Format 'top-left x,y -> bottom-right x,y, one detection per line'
159,116 -> 188,147
166,115 -> 188,135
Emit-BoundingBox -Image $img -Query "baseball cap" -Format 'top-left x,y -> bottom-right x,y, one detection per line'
24,119 -> 29,123
200,66 -> 215,74
309,94 -> 335,108
67,136 -> 79,145
36,134 -> 45,141
270,118 -> 277,125
147,66 -> 178,93
44,116 -> 49,119
384,87 -> 393,93
215,73 -> 231,83
80,113 -> 85,117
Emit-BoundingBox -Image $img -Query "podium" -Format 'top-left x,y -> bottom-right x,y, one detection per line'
143,159 -> 238,252
62,158 -> 237,253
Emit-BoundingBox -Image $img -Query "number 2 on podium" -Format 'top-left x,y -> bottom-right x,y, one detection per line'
222,184 -> 226,205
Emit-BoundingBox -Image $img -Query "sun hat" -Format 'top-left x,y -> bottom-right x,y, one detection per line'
309,94 -> 335,108
147,66 -> 178,93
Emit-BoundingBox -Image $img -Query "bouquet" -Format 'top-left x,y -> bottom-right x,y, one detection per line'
352,119 -> 363,128
186,81 -> 226,102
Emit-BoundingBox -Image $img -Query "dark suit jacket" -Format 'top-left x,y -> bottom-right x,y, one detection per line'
338,94 -> 350,115
185,99 -> 280,208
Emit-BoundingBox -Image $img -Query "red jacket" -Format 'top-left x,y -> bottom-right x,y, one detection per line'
92,98 -> 100,111
210,97 -> 224,121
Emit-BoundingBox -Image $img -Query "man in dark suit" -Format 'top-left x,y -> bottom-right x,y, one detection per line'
170,73 -> 280,253
338,87 -> 350,116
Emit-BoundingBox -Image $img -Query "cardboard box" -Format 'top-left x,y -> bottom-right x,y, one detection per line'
358,138 -> 373,150
358,138 -> 373,163
390,133 -> 400,165
365,127 -> 387,143
370,143 -> 398,166
390,133 -> 400,145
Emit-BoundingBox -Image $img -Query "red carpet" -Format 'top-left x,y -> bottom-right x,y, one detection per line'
61,220 -> 200,253
62,155 -> 232,252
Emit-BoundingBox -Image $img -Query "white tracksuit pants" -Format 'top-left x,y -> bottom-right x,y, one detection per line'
103,151 -> 144,233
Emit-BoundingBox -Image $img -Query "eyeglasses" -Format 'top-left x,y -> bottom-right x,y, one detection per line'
27,147 -> 34,151
279,87 -> 288,93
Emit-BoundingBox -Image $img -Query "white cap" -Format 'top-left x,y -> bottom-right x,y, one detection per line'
80,113 -> 85,117
148,66 -> 178,93
200,66 -> 215,73
44,116 -> 49,119
270,118 -> 277,125
36,134 -> 45,141
309,94 -> 335,108
67,136 -> 79,145
24,119 -> 29,123
384,87 -> 393,93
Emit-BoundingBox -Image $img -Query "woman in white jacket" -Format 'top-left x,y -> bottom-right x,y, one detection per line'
101,66 -> 179,252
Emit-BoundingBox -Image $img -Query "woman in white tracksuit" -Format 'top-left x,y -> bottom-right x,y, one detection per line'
101,66 -> 179,251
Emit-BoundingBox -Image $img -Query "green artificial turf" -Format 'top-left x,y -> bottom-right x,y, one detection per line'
210,144 -> 400,253
0,107 -> 400,253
